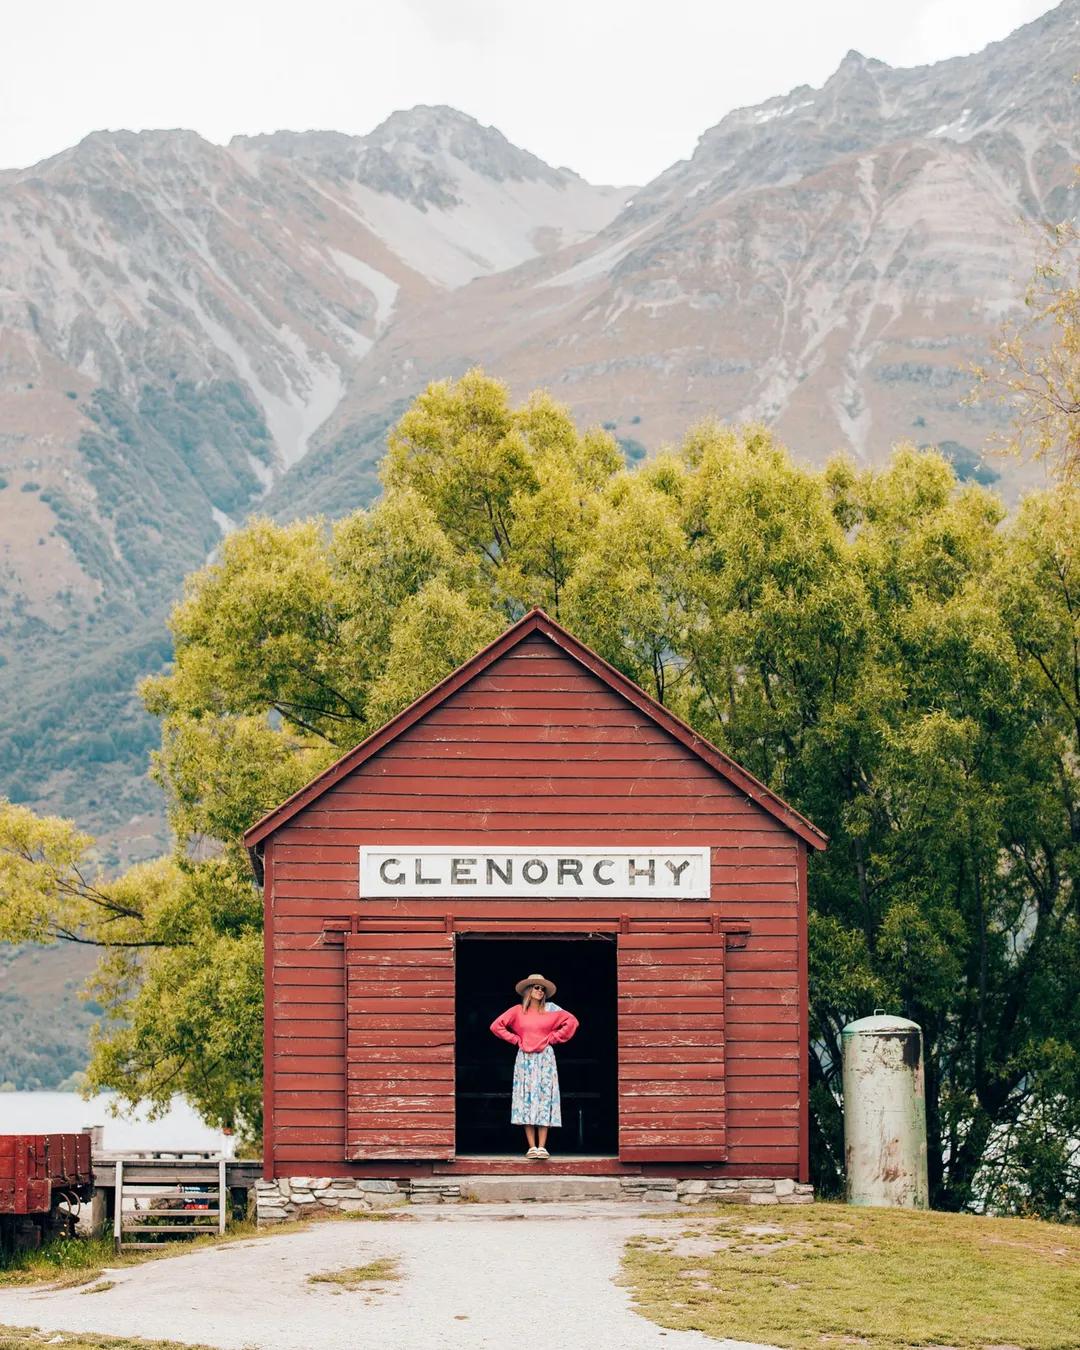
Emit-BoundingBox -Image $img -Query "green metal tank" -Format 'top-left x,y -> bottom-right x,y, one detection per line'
842,1013 -> 929,1209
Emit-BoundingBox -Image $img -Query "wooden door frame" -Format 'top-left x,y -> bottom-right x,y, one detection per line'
325,916 -> 750,941
329,915 -> 750,1170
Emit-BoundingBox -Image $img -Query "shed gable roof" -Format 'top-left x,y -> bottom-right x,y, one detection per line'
243,609 -> 826,853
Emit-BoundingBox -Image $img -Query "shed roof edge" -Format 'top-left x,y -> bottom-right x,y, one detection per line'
242,608 -> 827,852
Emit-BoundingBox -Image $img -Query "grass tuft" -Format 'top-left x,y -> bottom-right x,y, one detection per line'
0,1221 -> 266,1289
307,1257 -> 401,1289
0,1237 -> 115,1289
0,1327 -> 218,1350
0,1207 -> 412,1291
48,1271 -> 106,1291
623,1203 -> 1080,1350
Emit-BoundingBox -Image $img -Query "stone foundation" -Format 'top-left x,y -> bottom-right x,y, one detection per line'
668,1177 -> 814,1205
256,1174 -> 811,1222
407,1178 -> 462,1204
255,1176 -> 405,1223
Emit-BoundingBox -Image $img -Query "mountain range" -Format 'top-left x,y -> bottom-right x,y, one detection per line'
2,0 -> 1079,870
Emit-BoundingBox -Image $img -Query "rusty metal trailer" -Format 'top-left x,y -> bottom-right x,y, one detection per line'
0,1133 -> 93,1252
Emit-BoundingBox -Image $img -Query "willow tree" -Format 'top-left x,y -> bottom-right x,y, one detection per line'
973,220 -> 1080,481
3,370 -> 1078,1214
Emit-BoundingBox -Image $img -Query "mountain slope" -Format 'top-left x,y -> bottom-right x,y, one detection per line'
0,108 -> 629,851
321,1 -> 1080,476
3,5 -> 1080,854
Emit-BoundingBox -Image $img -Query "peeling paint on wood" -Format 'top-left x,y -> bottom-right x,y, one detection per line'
842,1014 -> 929,1209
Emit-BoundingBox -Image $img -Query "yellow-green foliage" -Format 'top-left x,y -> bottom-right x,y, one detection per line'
3,368 -> 1080,1212
972,219 -> 1080,480
624,1204 -> 1080,1350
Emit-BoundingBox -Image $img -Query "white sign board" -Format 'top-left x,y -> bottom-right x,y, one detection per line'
359,847 -> 711,899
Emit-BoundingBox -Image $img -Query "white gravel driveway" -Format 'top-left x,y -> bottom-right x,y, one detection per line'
0,1202 -> 782,1350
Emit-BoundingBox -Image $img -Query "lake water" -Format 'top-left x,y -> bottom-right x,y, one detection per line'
0,1091 -> 232,1153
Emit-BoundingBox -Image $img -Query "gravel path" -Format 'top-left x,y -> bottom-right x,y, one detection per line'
0,1203 -> 781,1350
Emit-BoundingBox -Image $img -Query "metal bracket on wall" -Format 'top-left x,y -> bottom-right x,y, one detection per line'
321,917 -> 359,944
322,915 -> 752,945
718,920 -> 751,949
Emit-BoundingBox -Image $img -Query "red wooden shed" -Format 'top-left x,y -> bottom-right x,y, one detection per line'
244,609 -> 825,1186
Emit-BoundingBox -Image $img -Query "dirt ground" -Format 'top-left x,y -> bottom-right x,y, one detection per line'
0,1203 -> 781,1350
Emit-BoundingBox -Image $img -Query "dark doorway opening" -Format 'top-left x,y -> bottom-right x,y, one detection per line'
455,936 -> 618,1156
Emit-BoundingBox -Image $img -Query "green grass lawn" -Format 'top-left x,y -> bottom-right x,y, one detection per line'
623,1203 -> 1080,1350
0,1236 -> 166,1291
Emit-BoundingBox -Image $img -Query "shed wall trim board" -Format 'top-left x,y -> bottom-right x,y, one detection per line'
797,840 -> 810,1185
262,841 -> 275,1181
255,611 -> 822,1176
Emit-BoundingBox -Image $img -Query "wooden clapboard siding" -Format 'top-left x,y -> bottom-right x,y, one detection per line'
617,935 -> 727,1161
344,933 -> 455,1160
257,617 -> 817,1179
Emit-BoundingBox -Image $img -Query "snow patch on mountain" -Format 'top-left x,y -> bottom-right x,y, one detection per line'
347,164 -> 632,289
329,250 -> 399,329
184,296 -> 346,471
541,222 -> 658,290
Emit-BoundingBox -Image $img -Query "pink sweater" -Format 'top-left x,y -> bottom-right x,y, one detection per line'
490,1004 -> 579,1054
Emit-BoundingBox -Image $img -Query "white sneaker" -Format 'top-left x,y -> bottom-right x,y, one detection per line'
535,1147 -> 550,1160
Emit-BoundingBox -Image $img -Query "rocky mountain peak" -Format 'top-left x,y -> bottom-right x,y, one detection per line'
635,0 -> 1080,213
230,105 -> 569,210
832,49 -> 886,74
1,2 -> 1075,866
18,127 -> 218,185
366,104 -> 565,187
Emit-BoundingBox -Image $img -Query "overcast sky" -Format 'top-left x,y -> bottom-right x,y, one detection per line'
1,0 -> 1058,184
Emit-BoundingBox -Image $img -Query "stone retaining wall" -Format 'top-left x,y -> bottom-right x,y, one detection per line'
255,1175 -> 811,1223
254,1176 -> 404,1223
657,1178 -> 813,1205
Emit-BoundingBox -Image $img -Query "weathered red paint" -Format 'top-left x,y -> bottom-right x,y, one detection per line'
617,934 -> 727,1161
262,839 -> 276,1180
797,839 -> 811,1186
0,1134 -> 92,1215
247,610 -> 825,1177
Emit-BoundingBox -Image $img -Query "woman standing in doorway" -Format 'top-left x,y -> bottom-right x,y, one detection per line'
490,974 -> 579,1159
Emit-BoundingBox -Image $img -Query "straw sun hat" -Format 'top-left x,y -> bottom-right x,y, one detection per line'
515,973 -> 557,998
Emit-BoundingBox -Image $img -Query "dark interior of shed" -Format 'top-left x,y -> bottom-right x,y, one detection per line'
455,936 -> 618,1155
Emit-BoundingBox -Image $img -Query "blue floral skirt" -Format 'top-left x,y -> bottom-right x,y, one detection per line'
511,1046 -> 562,1126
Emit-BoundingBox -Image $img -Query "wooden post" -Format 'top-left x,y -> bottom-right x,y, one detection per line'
113,1159 -> 123,1252
218,1157 -> 227,1235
